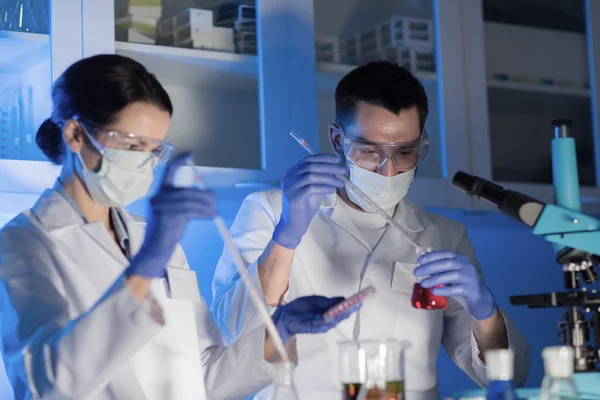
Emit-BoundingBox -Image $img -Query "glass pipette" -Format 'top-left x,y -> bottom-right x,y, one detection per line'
184,158 -> 291,364
289,130 -> 422,252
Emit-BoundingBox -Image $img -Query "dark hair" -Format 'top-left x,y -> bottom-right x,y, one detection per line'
36,54 -> 173,164
334,61 -> 428,132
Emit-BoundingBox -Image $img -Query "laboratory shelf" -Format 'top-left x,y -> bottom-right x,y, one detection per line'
487,79 -> 591,98
114,41 -> 258,91
0,30 -> 50,73
0,159 -> 60,194
317,61 -> 438,92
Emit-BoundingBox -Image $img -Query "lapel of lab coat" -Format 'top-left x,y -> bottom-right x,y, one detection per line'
31,183 -> 150,399
319,194 -> 372,252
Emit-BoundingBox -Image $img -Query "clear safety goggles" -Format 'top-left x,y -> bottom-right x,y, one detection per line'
75,117 -> 174,169
341,129 -> 429,172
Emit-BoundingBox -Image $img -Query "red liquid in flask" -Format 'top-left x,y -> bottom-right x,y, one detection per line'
411,283 -> 447,310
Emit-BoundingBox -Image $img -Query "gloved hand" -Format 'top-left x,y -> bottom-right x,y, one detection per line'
414,251 -> 497,320
126,153 -> 218,278
273,155 -> 347,249
271,295 -> 359,343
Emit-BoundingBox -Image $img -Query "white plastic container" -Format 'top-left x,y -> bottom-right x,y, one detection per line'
316,37 -> 340,63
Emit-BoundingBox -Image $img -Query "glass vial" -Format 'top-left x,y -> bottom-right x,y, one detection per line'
485,349 -> 517,400
540,346 -> 579,400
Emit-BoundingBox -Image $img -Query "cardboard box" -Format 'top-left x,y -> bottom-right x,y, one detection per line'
175,26 -> 235,52
115,0 -> 162,18
115,15 -> 158,39
157,8 -> 213,38
115,28 -> 156,44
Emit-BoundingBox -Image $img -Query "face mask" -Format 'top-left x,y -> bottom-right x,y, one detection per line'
346,164 -> 415,213
78,149 -> 158,207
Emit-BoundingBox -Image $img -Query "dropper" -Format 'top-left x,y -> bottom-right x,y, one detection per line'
185,158 -> 290,363
289,130 -> 422,251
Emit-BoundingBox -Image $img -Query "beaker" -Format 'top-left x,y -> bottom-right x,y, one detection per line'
266,361 -> 300,400
338,339 -> 411,400
411,247 -> 447,310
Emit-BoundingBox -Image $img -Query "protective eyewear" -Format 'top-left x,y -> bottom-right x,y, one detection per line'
341,129 -> 429,172
75,117 -> 174,169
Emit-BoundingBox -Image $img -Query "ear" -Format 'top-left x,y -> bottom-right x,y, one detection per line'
329,123 -> 343,156
62,119 -> 85,153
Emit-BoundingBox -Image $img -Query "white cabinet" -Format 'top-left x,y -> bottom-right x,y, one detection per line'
0,1 -> 83,203
462,0 -> 600,214
311,0 -> 472,209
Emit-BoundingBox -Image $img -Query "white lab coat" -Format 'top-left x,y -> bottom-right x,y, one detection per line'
212,190 -> 530,400
0,184 -> 275,400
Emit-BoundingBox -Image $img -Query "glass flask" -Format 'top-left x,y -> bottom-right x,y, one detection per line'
266,361 -> 300,400
540,346 -> 579,400
339,339 -> 411,400
485,349 -> 517,400
411,247 -> 447,310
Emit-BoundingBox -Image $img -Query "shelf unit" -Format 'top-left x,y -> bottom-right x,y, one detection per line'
486,80 -> 591,97
316,61 -> 437,92
457,0 -> 600,215
115,41 -> 258,90
0,31 -> 49,73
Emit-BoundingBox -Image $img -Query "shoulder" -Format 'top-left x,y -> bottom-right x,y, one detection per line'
0,211 -> 47,247
0,211 -> 59,277
239,189 -> 282,217
243,189 -> 282,207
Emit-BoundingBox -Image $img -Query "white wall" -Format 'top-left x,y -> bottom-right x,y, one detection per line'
164,85 -> 261,169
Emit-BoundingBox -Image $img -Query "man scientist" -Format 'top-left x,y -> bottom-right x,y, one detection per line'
211,61 -> 530,399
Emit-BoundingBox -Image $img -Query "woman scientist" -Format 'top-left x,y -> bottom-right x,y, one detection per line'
0,54 -> 355,400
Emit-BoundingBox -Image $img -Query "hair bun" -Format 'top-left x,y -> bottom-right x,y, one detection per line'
36,118 -> 65,164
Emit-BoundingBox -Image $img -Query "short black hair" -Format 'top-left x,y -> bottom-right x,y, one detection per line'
36,54 -> 173,164
334,61 -> 428,132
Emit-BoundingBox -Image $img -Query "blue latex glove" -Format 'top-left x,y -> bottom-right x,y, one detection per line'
126,153 -> 218,278
271,295 -> 359,343
273,155 -> 347,249
414,251 -> 497,320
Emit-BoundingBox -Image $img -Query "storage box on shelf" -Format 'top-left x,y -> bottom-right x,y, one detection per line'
114,0 -> 162,44
215,3 -> 256,28
157,9 -> 234,52
315,37 -> 340,64
336,16 -> 435,77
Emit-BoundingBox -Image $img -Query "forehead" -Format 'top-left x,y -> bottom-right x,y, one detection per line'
104,102 -> 171,141
344,101 -> 421,143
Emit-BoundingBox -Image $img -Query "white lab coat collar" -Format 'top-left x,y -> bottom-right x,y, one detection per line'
320,192 -> 425,232
31,181 -> 147,264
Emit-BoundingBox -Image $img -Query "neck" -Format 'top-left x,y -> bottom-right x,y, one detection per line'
337,187 -> 363,211
58,167 -> 111,230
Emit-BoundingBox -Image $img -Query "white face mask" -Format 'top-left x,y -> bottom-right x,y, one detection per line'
346,164 -> 415,213
78,149 -> 158,207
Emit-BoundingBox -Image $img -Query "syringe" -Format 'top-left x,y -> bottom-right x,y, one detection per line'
289,130 -> 422,252
184,158 -> 291,363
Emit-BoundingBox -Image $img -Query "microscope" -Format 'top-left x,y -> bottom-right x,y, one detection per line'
452,119 -> 600,392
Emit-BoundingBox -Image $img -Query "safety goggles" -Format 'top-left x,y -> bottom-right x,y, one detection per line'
341,129 -> 429,172
75,117 -> 174,169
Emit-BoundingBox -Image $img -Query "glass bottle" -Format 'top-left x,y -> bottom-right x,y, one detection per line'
485,349 -> 517,400
540,346 -> 579,400
267,361 -> 300,400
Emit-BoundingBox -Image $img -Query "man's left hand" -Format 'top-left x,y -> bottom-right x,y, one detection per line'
414,251 -> 497,320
